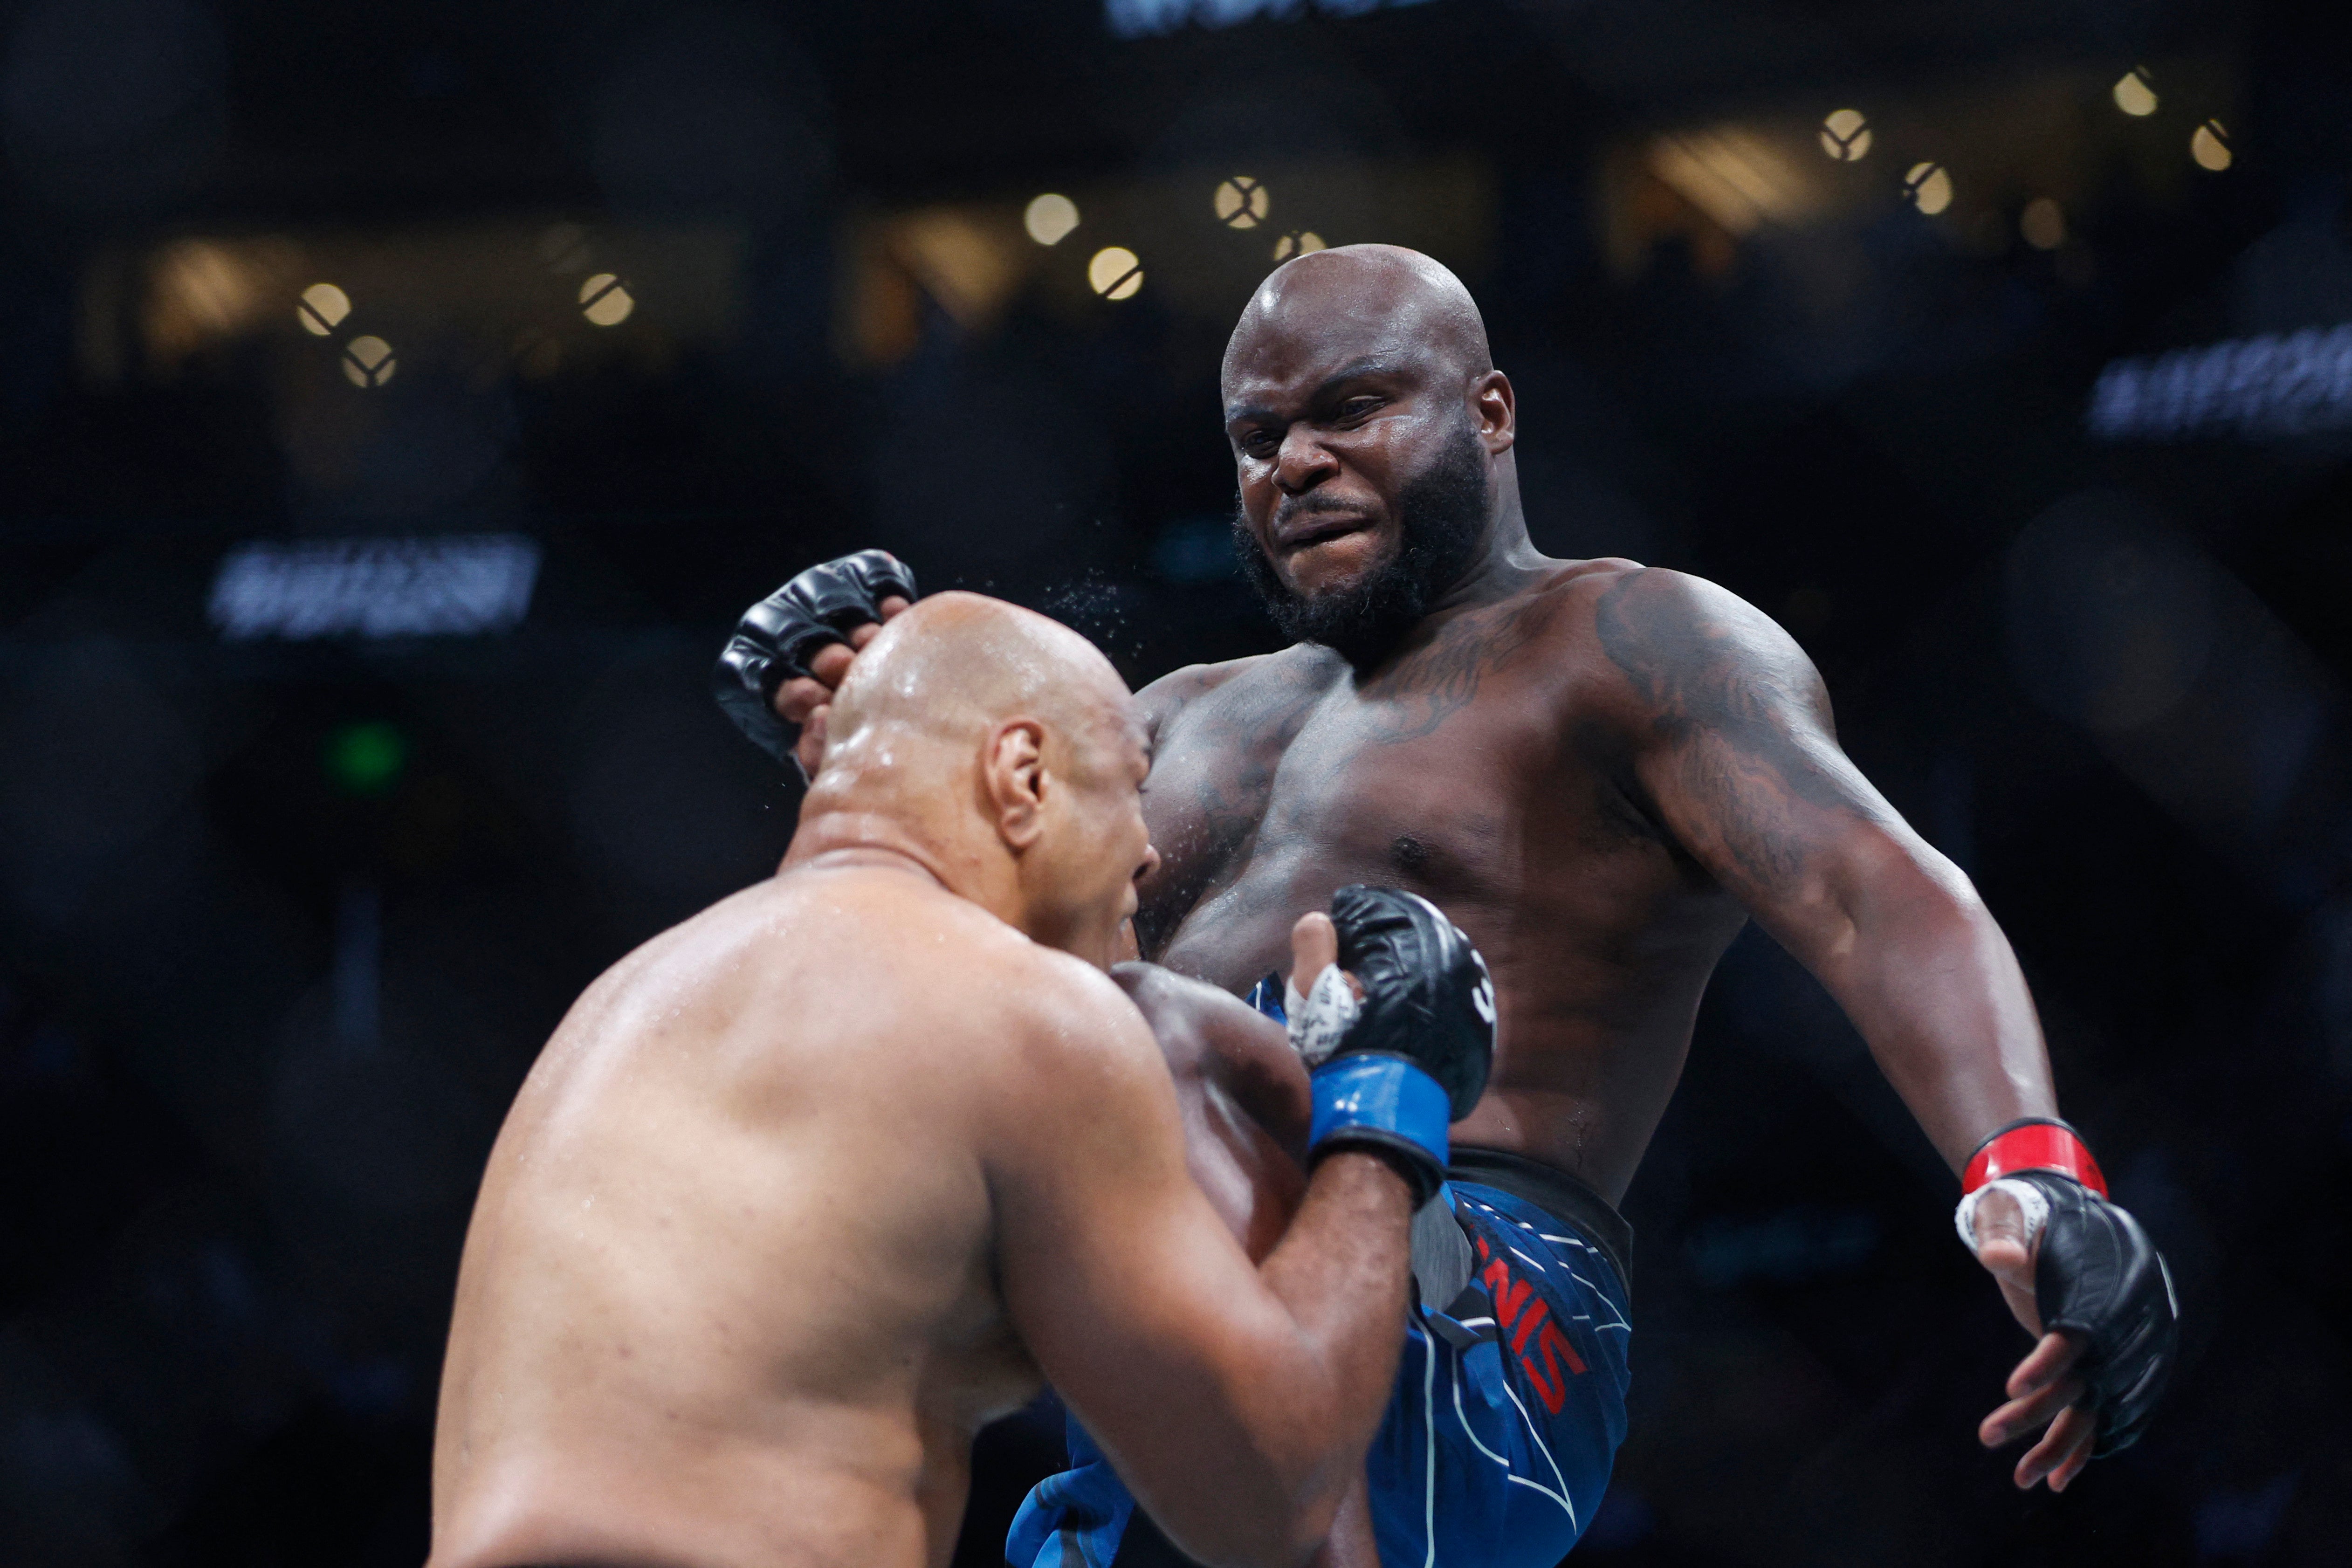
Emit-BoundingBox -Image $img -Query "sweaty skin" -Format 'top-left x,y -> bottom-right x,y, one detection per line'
782,248 -> 2100,1491
431,593 -> 1423,1568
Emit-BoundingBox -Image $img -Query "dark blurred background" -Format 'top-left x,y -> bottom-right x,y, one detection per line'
3,0 -> 2349,1562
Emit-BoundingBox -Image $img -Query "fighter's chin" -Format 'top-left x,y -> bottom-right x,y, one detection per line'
1278,527 -> 1393,598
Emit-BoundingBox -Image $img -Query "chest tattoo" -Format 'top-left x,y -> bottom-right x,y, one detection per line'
1355,595 -> 1554,743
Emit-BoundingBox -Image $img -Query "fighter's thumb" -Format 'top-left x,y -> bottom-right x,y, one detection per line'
1970,1187 -> 2036,1283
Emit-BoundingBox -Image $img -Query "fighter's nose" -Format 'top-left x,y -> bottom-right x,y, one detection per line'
1136,844 -> 1162,883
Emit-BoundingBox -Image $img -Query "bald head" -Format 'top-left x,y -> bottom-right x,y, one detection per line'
1223,245 -> 1492,397
1217,246 -> 1520,668
821,591 -> 1133,777
798,591 -> 1153,963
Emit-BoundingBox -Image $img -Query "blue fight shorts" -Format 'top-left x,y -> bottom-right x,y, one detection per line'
1008,1144 -> 1633,1568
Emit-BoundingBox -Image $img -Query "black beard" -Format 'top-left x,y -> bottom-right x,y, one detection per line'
1231,419 -> 1490,669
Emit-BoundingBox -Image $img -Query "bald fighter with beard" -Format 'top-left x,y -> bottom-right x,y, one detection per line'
718,248 -> 2177,1568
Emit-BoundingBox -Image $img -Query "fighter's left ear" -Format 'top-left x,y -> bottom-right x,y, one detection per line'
1471,370 -> 1516,454
983,718 -> 1049,850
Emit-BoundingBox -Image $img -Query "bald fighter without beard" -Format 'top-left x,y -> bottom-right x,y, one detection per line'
432,591 -> 1499,1568
721,248 -> 2178,1568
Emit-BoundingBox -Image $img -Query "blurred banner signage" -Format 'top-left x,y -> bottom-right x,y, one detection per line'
2088,324 -> 2352,440
209,535 -> 541,641
1107,0 -> 1433,40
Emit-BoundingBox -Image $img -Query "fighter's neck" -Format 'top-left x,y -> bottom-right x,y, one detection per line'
1426,505 -> 1555,618
782,813 -> 956,890
783,809 -> 1040,934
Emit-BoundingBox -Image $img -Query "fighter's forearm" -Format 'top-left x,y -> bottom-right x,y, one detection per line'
1793,836 -> 2057,1171
1154,1151 -> 1414,1568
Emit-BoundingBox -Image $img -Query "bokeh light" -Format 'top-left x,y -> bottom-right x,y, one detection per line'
324,721 -> 408,797
579,272 -> 636,326
2192,119 -> 2233,171
1087,246 -> 1143,300
1272,231 -> 1326,261
297,282 -> 350,336
1024,193 -> 1080,246
1818,109 -> 1871,161
1213,175 -> 1270,230
2113,68 -> 2158,117
341,335 -> 396,387
1903,161 -> 1953,215
2021,198 -> 2065,250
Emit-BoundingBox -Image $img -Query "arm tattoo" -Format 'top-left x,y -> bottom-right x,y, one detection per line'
1594,571 -> 1880,891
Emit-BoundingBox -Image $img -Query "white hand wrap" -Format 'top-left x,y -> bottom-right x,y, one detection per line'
1955,1175 -> 2053,1258
1285,963 -> 1361,1067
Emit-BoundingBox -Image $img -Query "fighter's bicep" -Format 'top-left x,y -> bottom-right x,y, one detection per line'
1593,568 -> 1900,903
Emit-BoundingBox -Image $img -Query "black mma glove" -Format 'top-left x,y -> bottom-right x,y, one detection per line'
1288,885 -> 1497,1204
712,550 -> 919,766
1957,1119 -> 2179,1457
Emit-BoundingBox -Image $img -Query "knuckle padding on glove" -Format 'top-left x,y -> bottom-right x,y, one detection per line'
1326,884 -> 1494,1120
712,550 -> 919,763
2016,1170 -> 2179,1456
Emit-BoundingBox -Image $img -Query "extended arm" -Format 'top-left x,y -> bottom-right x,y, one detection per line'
1592,567 -> 2051,1166
1593,567 -> 2176,1490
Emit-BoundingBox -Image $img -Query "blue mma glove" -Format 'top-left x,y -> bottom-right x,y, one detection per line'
1290,885 -> 1496,1204
712,549 -> 919,766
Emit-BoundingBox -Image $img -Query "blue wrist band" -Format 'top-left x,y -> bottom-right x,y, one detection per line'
1309,1054 -> 1451,1174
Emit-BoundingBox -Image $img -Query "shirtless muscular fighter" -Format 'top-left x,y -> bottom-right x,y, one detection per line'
433,592 -> 1497,1568
716,246 -> 2177,1568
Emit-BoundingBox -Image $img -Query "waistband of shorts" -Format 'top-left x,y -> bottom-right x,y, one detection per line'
1447,1146 -> 1634,1293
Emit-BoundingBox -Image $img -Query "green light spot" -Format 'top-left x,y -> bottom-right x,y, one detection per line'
326,721 -> 408,797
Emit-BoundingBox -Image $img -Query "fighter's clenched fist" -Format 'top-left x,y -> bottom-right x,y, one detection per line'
1288,887 -> 1496,1204
712,549 -> 917,777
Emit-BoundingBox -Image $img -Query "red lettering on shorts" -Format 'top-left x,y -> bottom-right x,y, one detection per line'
1510,1295 -> 1549,1356
1480,1257 -> 1530,1329
1521,1341 -> 1566,1412
1544,1319 -> 1588,1378
1478,1248 -> 1591,1415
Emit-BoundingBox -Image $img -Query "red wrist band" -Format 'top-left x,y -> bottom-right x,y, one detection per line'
1961,1118 -> 2107,1198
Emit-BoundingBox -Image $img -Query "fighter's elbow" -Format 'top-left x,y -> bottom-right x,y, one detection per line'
1795,827 -> 1985,966
1152,1429 -> 1346,1568
1168,1484 -> 1335,1568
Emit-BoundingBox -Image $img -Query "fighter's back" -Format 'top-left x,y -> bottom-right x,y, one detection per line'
431,860 -> 1051,1568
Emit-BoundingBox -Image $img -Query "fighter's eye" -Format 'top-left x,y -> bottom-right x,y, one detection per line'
1337,396 -> 1382,421
1238,429 -> 1279,455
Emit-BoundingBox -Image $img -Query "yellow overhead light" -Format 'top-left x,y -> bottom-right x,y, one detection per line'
298,282 -> 350,336
2191,120 -> 2232,172
2113,69 -> 2158,117
1088,246 -> 1143,300
1272,231 -> 1326,261
1903,161 -> 1953,216
1819,109 -> 1871,162
342,335 -> 396,388
579,272 -> 635,326
1213,176 -> 1270,230
2021,198 -> 2065,250
1024,193 -> 1080,247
